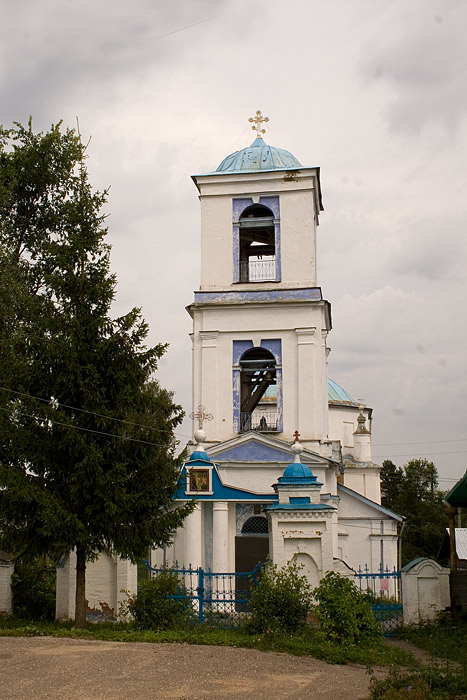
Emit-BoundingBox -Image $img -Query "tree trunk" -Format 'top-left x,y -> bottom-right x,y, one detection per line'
75,545 -> 86,628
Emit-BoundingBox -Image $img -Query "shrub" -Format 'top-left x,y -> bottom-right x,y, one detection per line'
313,571 -> 382,647
11,559 -> 56,621
126,569 -> 193,630
247,560 -> 313,633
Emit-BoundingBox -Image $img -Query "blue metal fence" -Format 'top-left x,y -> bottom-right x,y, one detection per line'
142,561 -> 261,628
355,565 -> 403,635
141,561 -> 403,633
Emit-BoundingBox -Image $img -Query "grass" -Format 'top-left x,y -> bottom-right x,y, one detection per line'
0,616 -> 412,667
398,616 -> 467,669
368,617 -> 467,699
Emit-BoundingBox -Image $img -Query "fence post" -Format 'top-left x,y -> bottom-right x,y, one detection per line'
197,567 -> 204,624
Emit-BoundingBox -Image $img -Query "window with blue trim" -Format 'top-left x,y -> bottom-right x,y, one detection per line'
233,340 -> 283,434
233,197 -> 281,283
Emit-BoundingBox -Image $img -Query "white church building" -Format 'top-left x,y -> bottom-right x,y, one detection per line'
151,113 -> 402,587
53,114 -> 402,620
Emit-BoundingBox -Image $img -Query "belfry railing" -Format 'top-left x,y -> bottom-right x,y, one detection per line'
239,258 -> 276,282
240,412 -> 278,432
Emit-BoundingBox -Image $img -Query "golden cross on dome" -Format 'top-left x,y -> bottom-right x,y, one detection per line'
189,404 -> 213,430
248,110 -> 269,138
293,430 -> 300,442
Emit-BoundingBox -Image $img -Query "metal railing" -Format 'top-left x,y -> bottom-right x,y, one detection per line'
239,258 -> 276,282
142,561 -> 262,627
240,412 -> 278,432
355,565 -> 403,634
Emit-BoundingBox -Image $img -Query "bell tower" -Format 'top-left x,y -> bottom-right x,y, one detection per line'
188,113 -> 331,455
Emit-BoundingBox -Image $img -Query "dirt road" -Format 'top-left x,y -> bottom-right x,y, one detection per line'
0,636 -> 375,700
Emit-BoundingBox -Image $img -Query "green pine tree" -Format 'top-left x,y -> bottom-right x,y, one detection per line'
0,120 -> 193,627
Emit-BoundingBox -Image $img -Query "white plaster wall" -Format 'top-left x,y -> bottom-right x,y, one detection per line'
402,559 -> 451,625
0,561 -> 14,615
337,517 -> 398,572
191,301 -> 330,445
195,169 -> 321,291
56,552 -> 137,621
343,467 -> 381,503
268,509 -> 336,586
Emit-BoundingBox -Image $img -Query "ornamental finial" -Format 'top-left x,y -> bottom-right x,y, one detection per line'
189,404 -> 213,431
248,110 -> 269,139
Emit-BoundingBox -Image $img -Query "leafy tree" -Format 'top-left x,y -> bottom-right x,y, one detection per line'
0,120 -> 192,627
380,458 -> 447,565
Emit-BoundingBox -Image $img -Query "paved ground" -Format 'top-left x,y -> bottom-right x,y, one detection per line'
0,636 -> 376,700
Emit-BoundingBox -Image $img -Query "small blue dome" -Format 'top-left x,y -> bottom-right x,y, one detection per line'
283,463 -> 313,479
216,138 -> 302,173
278,462 -> 322,486
187,450 -> 211,463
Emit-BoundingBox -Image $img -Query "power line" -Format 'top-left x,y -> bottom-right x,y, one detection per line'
373,438 -> 467,446
0,386 -> 193,440
373,450 -> 467,458
0,405 -> 165,447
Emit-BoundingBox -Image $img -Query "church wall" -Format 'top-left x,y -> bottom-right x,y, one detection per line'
337,516 -> 398,572
328,405 -> 359,447
192,303 -> 330,445
0,561 -> 14,615
279,189 -> 317,287
196,169 -> 320,291
343,468 -> 381,503
56,552 -> 137,621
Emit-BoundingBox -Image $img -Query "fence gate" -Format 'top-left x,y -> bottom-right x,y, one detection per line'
355,565 -> 403,635
143,562 -> 261,628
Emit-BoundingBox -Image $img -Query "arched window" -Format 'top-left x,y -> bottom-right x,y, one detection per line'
241,516 -> 269,535
239,204 -> 275,282
239,347 -> 277,432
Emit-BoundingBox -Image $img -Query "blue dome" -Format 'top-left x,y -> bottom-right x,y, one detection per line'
278,462 -> 322,486
328,378 -> 356,404
187,450 -> 211,463
216,138 -> 302,173
283,463 -> 313,479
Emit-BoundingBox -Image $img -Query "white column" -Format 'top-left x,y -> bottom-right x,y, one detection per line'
184,503 -> 203,569
296,328 -> 316,438
212,501 -> 229,572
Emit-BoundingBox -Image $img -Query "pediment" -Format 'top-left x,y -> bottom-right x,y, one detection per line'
207,432 -> 330,466
337,484 -> 403,521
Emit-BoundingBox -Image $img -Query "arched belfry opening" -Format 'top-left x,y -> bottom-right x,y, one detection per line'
239,347 -> 277,432
239,204 -> 275,282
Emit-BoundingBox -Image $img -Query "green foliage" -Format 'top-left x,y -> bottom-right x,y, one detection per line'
0,120 -> 193,625
370,663 -> 467,700
381,459 -> 447,565
11,559 -> 56,621
125,570 -> 194,630
313,571 -> 382,647
247,560 -> 313,633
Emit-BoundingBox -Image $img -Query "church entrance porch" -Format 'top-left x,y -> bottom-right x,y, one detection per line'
235,514 -> 270,574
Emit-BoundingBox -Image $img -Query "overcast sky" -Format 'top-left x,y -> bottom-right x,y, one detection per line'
2,0 -> 466,487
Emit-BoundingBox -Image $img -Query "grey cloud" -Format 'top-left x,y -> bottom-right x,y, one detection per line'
360,3 -> 467,133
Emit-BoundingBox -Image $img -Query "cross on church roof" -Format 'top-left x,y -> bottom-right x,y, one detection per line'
248,110 -> 269,139
189,404 -> 213,430
293,430 -> 300,442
